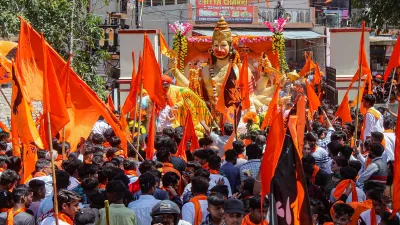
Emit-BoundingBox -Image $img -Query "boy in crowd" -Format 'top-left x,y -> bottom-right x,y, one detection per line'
223,198 -> 245,225
182,176 -> 210,225
242,195 -> 269,225
40,190 -> 81,225
200,193 -> 225,225
0,184 -> 35,225
28,179 -> 46,219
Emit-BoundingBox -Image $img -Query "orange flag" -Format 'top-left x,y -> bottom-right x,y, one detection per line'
336,91 -> 352,125
177,112 -> 200,161
10,115 -> 20,157
305,81 -> 321,115
0,121 -> 10,133
238,53 -> 250,110
299,53 -> 316,77
11,63 -> 43,183
352,22 -> 371,84
0,41 -> 16,84
146,104 -> 156,160
288,115 -> 299,155
159,32 -> 177,58
261,85 -> 280,130
261,111 -> 285,195
143,34 -> 166,109
42,34 -> 70,139
122,51 -> 141,114
216,63 -> 240,115
384,36 -> 400,81
392,100 -> 400,218
296,96 -> 306,153
107,93 -> 116,112
313,63 -> 323,94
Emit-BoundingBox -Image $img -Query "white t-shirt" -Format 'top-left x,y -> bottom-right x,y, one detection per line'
182,200 -> 208,225
209,174 -> 232,197
383,132 -> 395,162
40,216 -> 70,225
92,120 -> 110,135
157,105 -> 173,132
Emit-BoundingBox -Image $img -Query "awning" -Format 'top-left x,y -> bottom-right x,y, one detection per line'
370,36 -> 397,46
193,29 -> 325,40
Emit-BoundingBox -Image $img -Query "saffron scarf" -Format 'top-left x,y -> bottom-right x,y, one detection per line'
332,179 -> 358,202
311,165 -> 320,184
311,145 -> 319,153
189,194 -> 207,225
163,162 -> 174,168
370,207 -> 390,225
58,212 -> 74,225
98,183 -> 106,189
6,208 -> 26,225
33,172 -> 47,178
124,170 -> 138,176
238,154 -> 246,159
209,169 -> 219,175
56,154 -> 63,161
242,214 -> 269,225
201,163 -> 209,170
0,168 -> 5,172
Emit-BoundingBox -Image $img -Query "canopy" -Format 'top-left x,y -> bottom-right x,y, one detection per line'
193,29 -> 325,40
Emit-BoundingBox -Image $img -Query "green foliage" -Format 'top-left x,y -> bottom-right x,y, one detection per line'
352,0 -> 400,33
0,0 -> 108,98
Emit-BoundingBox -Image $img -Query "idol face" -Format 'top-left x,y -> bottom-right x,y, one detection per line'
213,40 -> 230,59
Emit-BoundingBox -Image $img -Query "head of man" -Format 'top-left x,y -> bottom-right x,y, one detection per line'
370,132 -> 384,144
58,190 -> 81,219
156,147 -> 172,163
246,144 -> 262,160
35,159 -> 52,175
332,203 -> 354,225
367,188 -> 386,216
139,172 -> 157,195
368,143 -> 384,159
223,198 -> 245,225
224,150 -> 237,165
362,94 -> 376,109
106,180 -> 127,204
28,179 -> 46,201
248,195 -> 269,224
223,123 -> 234,136
12,184 -> 33,208
305,133 -> 318,151
207,193 -> 225,222
331,156 -> 349,174
162,75 -> 173,91
183,161 -> 201,183
0,169 -> 20,191
151,200 -> 181,225
190,176 -> 209,196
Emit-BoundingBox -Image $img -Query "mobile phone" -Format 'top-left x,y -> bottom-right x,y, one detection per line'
152,215 -> 163,224
355,140 -> 361,148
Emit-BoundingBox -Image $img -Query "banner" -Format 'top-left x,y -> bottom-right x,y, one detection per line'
196,0 -> 253,23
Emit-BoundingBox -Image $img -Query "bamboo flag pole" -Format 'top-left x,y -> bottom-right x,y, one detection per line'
353,22 -> 365,150
136,82 -> 144,161
61,128 -> 66,160
46,112 -> 59,225
386,70 -> 396,107
104,200 -> 111,225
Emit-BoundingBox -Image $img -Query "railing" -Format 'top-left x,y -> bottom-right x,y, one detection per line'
257,7 -> 312,23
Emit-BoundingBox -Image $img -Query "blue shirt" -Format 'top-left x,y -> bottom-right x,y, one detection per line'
220,162 -> 241,193
133,188 -> 169,201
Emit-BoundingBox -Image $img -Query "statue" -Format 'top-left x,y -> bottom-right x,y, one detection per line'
170,17 -> 290,112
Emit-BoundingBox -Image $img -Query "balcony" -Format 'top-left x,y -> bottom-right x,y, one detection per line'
257,7 -> 312,23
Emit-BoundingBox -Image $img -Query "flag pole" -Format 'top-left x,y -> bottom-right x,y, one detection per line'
0,87 -> 11,109
61,128 -> 66,160
46,112 -> 59,225
386,70 -> 396,107
135,82 -> 144,161
353,22 -> 365,149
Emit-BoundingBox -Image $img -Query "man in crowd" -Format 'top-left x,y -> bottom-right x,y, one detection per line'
0,184 -> 35,225
40,190 -> 81,225
362,94 -> 384,140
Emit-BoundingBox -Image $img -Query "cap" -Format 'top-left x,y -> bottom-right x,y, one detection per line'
224,198 -> 244,215
74,208 -> 99,225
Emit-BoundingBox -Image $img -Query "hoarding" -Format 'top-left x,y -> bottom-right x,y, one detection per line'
195,0 -> 254,23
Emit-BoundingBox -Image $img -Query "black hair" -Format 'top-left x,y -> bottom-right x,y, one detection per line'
37,150 -> 48,159
380,211 -> 400,225
367,188 -> 385,202
0,169 -> 20,185
78,164 -> 99,179
139,173 -> 156,193
249,195 -> 269,209
208,155 -> 221,170
88,191 -> 107,209
106,148 -> 119,159
191,176 -> 209,195
92,133 -> 106,145
6,156 -> 22,174
0,131 -> 10,141
369,143 -> 385,157
343,122 -> 355,134
92,155 -> 104,166
210,185 -> 229,198
339,167 -> 358,180
349,160 -> 362,173
139,160 -> 155,174
35,158 -> 51,172
0,141 -> 7,151
246,144 -> 262,160
155,136 -> 177,154
0,154 -> 6,166
162,127 -> 175,140
83,145 -> 94,156
109,136 -> 121,148
193,149 -> 211,160
242,177 -> 255,196
57,190 -> 81,211
106,180 -> 127,201
332,156 -> 349,168
331,131 -> 346,142
198,137 -> 213,147
103,161 -> 117,168
225,150 -> 237,162
232,140 -> 245,154
68,152 -> 80,160
111,157 -> 124,167
186,161 -> 201,170
103,129 -> 116,141
56,170 -> 70,189
309,198 -> 326,225
383,117 -> 395,130
0,190 -> 13,209
155,147 -> 171,162
55,142 -> 71,155
302,154 -> 316,165
362,94 -> 376,106
12,184 -> 31,203
364,181 -> 385,194
223,123 -> 233,136
207,193 -> 226,206
93,145 -> 106,154
123,159 -> 137,171
62,158 -> 83,176
371,132 -> 384,142
28,179 -> 45,195
339,145 -> 353,160
333,203 -> 354,218
81,178 -> 99,191
194,168 -> 210,179
162,172 -> 180,187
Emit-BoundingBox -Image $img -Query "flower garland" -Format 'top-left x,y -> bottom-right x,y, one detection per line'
169,22 -> 193,73
265,18 -> 289,73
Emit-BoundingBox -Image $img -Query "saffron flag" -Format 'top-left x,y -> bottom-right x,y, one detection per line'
352,22 -> 371,83
305,81 -> 321,115
313,63 -> 323,94
122,51 -> 141,114
384,36 -> 400,81
107,93 -> 116,112
238,53 -> 251,110
0,121 -> 10,133
0,41 -> 16,84
261,85 -> 280,130
143,34 -> 166,109
146,104 -> 156,160
10,115 -> 20,157
42,34 -> 70,139
296,96 -> 306,154
269,128 -> 313,224
159,32 -> 177,59
392,99 -> 400,218
298,53 -> 316,77
11,63 -> 43,183
336,91 -> 352,125
216,63 -> 240,114
261,111 -> 285,196
177,111 -> 200,161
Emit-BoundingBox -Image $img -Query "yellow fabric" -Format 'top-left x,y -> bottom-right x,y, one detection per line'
367,108 -> 380,120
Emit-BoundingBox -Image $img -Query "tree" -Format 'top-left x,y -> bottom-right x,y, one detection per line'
352,0 -> 400,33
0,0 -> 109,98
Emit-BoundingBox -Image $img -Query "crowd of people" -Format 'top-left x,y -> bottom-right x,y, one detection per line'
0,90 -> 399,225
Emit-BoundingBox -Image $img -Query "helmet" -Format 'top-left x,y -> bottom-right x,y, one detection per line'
151,200 -> 180,225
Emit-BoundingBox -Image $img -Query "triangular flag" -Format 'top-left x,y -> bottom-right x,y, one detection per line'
107,93 -> 116,112
176,111 -> 200,161
352,22 -> 371,83
238,53 -> 251,110
159,32 -> 177,58
143,34 -> 166,109
42,34 -> 70,139
305,81 -> 321,115
146,104 -> 156,160
313,63 -> 323,94
0,121 -> 10,133
298,53 -> 316,77
384,36 -> 400,81
261,85 -> 280,130
122,51 -> 141,114
336,91 -> 352,125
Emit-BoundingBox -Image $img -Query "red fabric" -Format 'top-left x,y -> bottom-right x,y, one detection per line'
176,111 -> 200,161
305,81 -> 321,115
332,179 -> 358,202
336,90 -> 352,125
261,85 -> 280,130
128,180 -> 140,195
